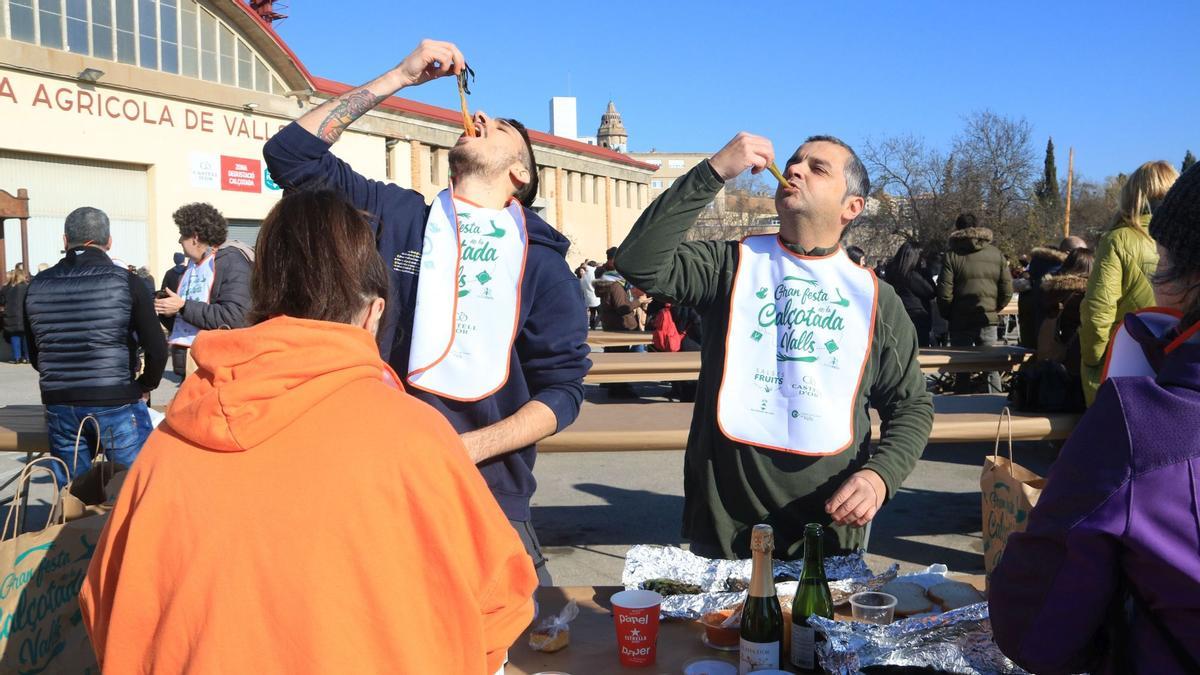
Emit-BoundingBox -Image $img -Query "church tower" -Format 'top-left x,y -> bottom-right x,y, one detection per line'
596,101 -> 628,153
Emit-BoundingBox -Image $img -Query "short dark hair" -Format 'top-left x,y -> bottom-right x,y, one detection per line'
846,245 -> 866,265
249,190 -> 389,325
802,135 -> 870,200
500,118 -> 539,208
173,203 -> 228,246
955,213 -> 978,230
64,206 -> 110,247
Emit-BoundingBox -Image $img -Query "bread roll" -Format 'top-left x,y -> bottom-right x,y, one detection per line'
879,581 -> 933,616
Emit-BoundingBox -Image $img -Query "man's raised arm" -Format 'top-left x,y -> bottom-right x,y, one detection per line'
263,40 -> 465,212
297,39 -> 465,143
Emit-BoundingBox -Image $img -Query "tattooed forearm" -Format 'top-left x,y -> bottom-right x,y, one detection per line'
314,88 -> 385,143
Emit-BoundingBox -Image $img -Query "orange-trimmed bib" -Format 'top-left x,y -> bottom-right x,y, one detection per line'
716,235 -> 877,455
406,189 -> 528,401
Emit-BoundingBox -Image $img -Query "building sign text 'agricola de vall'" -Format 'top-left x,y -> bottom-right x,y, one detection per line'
0,75 -> 285,141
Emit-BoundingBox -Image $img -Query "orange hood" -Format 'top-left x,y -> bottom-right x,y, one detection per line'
166,316 -> 393,452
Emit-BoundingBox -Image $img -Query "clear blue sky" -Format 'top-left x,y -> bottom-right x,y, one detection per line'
272,0 -> 1198,183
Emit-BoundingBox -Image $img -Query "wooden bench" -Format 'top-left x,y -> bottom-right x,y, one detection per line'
585,347 -> 1033,384
540,394 -> 1078,452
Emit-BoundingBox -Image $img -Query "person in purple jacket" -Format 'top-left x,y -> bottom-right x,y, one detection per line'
989,162 -> 1200,674
263,39 -> 590,585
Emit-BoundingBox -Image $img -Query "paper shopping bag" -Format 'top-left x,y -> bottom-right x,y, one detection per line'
980,408 -> 1046,584
0,457 -> 105,674
53,416 -> 129,523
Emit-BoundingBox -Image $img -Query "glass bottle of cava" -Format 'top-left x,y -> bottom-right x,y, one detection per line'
790,523 -> 834,672
739,524 -> 782,674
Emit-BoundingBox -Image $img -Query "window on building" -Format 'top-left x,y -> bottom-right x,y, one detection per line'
237,38 -> 252,88
615,180 -> 622,208
38,0 -> 64,49
159,0 -> 178,73
428,148 -> 438,185
650,179 -> 663,189
115,0 -> 135,64
91,0 -> 114,59
566,172 -> 575,202
218,23 -> 235,85
253,56 -> 270,93
646,159 -> 662,167
668,159 -> 685,169
66,0 -> 89,54
626,182 -> 633,208
199,8 -> 216,81
137,0 -> 157,69
3,0 -> 282,91
594,177 -> 601,204
179,0 -> 197,77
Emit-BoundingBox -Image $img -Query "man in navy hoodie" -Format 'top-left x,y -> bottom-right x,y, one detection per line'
264,39 -> 589,584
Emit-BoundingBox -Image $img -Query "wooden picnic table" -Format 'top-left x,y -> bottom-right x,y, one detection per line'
509,577 -> 986,674
0,405 -> 48,456
587,330 -> 653,349
585,347 -> 1033,384
540,394 -> 1078,452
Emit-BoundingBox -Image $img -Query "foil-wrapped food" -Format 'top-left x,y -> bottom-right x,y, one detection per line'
621,545 -> 872,620
810,604 -> 1027,675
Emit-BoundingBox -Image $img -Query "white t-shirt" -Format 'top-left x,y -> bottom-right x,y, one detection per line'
580,266 -> 601,308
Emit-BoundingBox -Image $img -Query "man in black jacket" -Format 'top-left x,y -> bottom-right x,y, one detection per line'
25,207 -> 168,487
155,203 -> 253,369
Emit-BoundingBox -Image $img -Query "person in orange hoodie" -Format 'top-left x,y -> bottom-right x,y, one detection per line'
80,189 -> 537,674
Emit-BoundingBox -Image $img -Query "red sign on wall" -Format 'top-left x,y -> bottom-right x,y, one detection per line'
220,155 -> 261,193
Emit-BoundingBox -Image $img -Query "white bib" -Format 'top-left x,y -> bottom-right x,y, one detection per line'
406,190 -> 528,401
717,236 -> 878,455
168,253 -> 216,347
1100,308 -> 1182,382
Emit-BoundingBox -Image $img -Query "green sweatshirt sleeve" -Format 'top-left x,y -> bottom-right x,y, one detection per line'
997,259 -> 1014,311
864,287 -> 934,499
615,162 -> 735,308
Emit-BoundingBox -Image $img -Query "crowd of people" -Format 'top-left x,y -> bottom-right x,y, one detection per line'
0,36 -> 1197,672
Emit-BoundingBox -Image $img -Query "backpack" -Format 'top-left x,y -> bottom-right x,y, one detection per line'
1008,359 -> 1085,413
652,304 -> 686,352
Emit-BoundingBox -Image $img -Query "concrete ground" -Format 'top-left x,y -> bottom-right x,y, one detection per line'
0,361 -> 1060,585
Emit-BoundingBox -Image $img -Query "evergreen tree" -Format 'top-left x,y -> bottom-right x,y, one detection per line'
1184,150 -> 1197,173
1035,137 -> 1061,207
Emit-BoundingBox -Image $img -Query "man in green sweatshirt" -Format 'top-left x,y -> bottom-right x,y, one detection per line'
616,132 -> 933,559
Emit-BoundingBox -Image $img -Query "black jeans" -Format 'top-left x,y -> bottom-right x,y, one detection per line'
510,519 -> 553,586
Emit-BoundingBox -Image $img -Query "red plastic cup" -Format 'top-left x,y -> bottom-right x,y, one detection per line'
611,589 -> 663,668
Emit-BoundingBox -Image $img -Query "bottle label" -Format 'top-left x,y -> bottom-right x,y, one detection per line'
790,624 -> 816,669
738,638 -> 780,674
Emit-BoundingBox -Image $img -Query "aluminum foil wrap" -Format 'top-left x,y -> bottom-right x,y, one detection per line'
809,603 -> 1027,675
621,545 -> 871,620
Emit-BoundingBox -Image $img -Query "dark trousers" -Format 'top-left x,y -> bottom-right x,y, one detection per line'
950,326 -> 1003,393
510,519 -> 552,586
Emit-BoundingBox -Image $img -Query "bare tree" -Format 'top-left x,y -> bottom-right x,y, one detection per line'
952,110 -> 1037,230
688,174 -> 776,241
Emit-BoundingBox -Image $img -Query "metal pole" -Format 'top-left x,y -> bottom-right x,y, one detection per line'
1064,148 -> 1074,238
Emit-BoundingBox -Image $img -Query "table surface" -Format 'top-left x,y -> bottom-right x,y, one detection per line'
588,330 -> 653,348
509,578 -> 985,674
540,394 -> 1078,452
